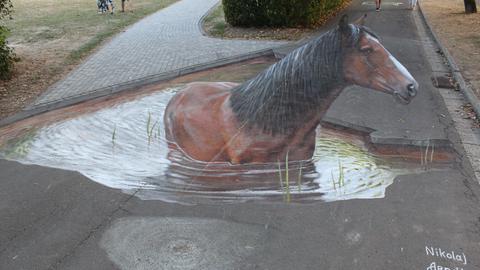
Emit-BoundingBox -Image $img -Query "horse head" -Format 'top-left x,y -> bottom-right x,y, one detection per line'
339,15 -> 418,104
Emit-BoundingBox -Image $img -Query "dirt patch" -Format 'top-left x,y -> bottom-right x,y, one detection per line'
202,1 -> 352,41
0,44 -> 76,118
420,0 -> 480,100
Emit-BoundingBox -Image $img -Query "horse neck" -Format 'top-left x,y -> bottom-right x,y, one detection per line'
229,30 -> 345,135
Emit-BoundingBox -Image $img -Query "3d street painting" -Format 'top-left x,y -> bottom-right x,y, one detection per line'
0,85 -> 438,204
1,8 -> 480,270
0,17 -> 452,204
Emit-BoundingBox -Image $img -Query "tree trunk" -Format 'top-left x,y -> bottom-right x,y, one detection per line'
464,0 -> 477,13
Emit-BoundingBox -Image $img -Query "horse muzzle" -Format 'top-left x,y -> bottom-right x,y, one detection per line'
394,81 -> 418,104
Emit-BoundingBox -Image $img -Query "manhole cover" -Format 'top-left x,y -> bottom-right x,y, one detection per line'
100,217 -> 264,270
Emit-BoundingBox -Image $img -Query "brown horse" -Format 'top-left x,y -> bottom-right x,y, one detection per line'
164,15 -> 418,164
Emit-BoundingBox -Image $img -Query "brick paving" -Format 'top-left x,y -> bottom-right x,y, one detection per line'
32,0 -> 287,107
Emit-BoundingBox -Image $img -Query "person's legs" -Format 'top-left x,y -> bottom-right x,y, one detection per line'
109,0 -> 114,13
121,0 -> 125,12
375,0 -> 381,11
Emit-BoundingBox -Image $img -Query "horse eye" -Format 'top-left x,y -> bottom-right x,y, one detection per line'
360,47 -> 373,54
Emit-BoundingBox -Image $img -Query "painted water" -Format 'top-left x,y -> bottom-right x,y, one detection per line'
0,84 -> 435,205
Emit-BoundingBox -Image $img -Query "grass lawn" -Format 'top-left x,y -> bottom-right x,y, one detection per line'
202,4 -> 227,37
0,0 -> 178,119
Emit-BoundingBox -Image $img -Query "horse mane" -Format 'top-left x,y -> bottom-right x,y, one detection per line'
230,24 -> 370,135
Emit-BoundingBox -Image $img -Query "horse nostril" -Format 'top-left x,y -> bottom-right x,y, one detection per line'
407,84 -> 417,97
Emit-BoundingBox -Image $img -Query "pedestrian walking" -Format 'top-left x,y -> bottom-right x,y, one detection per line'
97,0 -> 114,14
375,0 -> 381,11
97,0 -> 107,13
409,0 -> 418,10
121,0 -> 127,12
106,0 -> 115,14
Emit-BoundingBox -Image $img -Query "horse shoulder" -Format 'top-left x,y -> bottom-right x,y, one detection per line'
166,82 -> 242,162
219,99 -> 293,163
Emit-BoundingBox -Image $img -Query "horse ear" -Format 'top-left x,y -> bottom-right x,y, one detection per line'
338,14 -> 349,33
353,14 -> 367,25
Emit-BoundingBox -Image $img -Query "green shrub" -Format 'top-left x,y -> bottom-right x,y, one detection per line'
222,0 -> 345,27
0,26 -> 14,80
0,0 -> 14,80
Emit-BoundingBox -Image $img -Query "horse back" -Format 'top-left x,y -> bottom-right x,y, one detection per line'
164,82 -> 239,161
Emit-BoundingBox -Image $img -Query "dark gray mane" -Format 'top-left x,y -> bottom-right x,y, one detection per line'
229,24 -> 370,135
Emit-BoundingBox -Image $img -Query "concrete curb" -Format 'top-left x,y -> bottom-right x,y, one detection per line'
417,2 -> 480,117
0,48 -> 276,128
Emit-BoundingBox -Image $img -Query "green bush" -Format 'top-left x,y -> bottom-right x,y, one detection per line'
222,0 -> 345,27
0,0 -> 14,80
0,26 -> 14,80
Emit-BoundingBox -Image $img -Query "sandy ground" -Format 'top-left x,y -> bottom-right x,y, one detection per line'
420,0 -> 480,99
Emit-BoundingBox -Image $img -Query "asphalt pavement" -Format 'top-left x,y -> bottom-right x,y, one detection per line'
1,0 -> 480,269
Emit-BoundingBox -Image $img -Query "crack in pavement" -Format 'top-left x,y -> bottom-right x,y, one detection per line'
48,189 -> 140,270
